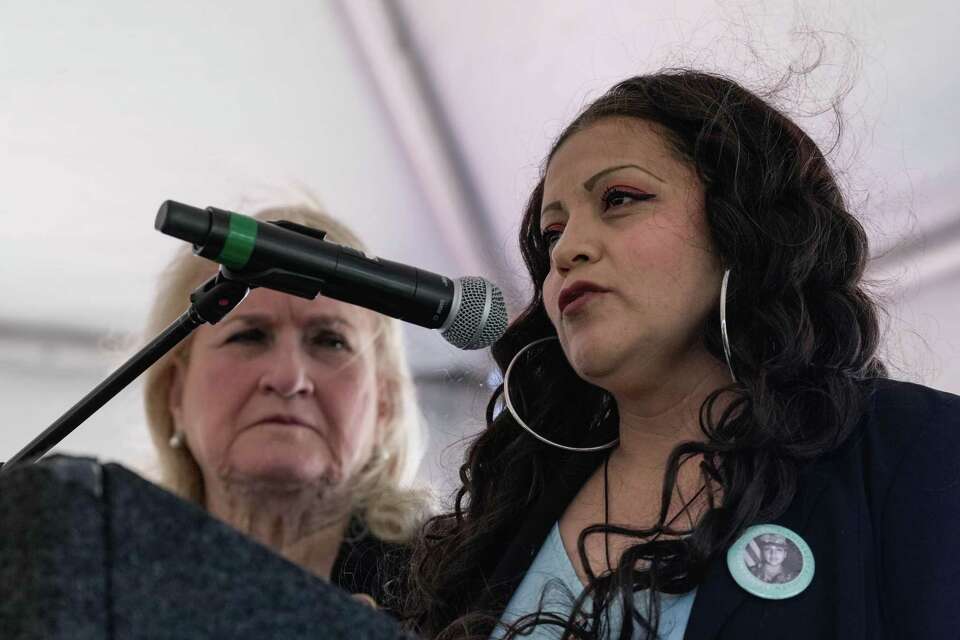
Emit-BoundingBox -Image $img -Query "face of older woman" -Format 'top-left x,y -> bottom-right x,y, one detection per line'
168,287 -> 383,490
540,117 -> 723,394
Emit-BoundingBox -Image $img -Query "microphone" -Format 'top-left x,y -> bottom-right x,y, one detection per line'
154,200 -> 508,350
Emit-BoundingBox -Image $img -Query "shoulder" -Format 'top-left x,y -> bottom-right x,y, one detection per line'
836,378 -> 960,530
865,378 -> 960,424
847,378 -> 960,464
855,381 -> 960,633
803,378 -> 960,524
866,377 -> 960,483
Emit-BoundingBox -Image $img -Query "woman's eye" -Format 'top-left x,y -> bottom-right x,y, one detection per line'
601,187 -> 654,210
312,331 -> 351,351
226,328 -> 266,344
541,226 -> 563,249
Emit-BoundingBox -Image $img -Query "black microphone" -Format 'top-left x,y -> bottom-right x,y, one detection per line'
155,200 -> 507,350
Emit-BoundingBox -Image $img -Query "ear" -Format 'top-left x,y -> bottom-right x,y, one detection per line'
167,358 -> 187,425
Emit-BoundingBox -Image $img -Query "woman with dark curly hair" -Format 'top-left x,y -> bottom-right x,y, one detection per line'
404,70 -> 960,639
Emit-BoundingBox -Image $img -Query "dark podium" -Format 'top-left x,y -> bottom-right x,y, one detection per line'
0,456 -> 411,639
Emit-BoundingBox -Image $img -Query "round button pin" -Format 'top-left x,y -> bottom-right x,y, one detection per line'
726,524 -> 814,599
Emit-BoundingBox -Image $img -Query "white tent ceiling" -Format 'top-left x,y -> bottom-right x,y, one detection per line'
1,0 -> 958,470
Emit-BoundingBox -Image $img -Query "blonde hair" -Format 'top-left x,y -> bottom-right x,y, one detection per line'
142,204 -> 429,542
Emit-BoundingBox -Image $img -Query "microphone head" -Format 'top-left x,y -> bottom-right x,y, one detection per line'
441,277 -> 508,350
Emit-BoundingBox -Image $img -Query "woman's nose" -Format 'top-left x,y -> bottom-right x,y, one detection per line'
551,216 -> 601,272
258,344 -> 315,398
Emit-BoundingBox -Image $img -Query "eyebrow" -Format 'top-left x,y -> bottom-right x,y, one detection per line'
583,163 -> 665,190
541,163 -> 666,217
221,313 -> 354,329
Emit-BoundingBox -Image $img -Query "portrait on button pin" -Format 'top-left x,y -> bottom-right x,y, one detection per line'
743,532 -> 803,584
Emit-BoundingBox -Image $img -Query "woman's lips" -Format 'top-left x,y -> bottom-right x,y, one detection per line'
558,278 -> 612,315
253,415 -> 316,431
560,290 -> 606,316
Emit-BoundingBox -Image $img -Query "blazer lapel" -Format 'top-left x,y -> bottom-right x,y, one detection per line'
680,546 -> 749,640
683,463 -> 833,639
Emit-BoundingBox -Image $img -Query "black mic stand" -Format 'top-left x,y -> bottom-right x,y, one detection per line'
0,271 -> 250,474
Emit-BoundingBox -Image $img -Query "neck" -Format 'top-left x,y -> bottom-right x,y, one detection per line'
609,353 -> 730,471
204,477 -> 352,580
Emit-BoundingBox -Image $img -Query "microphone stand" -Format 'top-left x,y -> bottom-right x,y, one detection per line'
0,271 -> 250,475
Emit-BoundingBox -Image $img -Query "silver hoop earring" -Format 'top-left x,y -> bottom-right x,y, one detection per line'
720,268 -> 738,383
502,336 -> 618,453
168,430 -> 185,449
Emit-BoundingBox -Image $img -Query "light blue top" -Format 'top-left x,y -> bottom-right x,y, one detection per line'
491,523 -> 697,640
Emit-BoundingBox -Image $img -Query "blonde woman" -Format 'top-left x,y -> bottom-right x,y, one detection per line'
143,204 -> 428,611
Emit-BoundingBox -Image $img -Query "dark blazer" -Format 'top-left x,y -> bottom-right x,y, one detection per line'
476,379 -> 960,639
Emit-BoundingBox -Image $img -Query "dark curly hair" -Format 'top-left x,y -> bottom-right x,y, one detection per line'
403,69 -> 886,639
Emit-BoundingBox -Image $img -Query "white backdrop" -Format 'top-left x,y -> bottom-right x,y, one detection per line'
1,0 -> 957,488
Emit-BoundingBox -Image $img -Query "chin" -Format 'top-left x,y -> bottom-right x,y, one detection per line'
226,445 -> 339,489
564,338 -> 625,384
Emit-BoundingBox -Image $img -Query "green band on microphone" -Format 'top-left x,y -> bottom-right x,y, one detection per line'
218,213 -> 258,269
